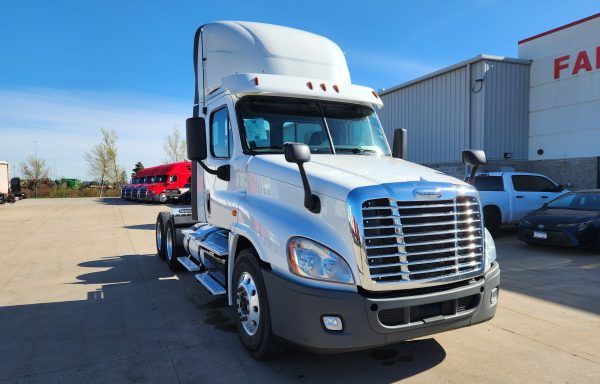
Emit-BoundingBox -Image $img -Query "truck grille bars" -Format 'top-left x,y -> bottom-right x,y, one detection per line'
138,187 -> 148,200
361,196 -> 484,283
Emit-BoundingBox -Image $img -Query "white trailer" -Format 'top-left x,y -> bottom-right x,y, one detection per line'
155,21 -> 500,359
0,161 -> 8,195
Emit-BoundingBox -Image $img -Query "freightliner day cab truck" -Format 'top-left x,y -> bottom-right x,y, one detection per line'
155,21 -> 500,359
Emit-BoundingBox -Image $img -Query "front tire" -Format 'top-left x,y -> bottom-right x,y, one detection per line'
158,193 -> 167,204
233,249 -> 283,360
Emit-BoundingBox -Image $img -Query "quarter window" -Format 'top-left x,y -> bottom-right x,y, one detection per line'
210,107 -> 232,158
473,176 -> 504,191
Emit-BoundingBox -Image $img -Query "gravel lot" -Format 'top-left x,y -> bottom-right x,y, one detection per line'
1,198 -> 599,383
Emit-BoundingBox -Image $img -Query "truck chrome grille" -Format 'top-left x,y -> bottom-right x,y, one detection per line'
139,187 -> 148,199
362,196 -> 483,283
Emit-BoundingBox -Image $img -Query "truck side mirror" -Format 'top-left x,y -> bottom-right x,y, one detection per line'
284,142 -> 311,163
462,149 -> 487,185
284,143 -> 320,214
186,117 -> 207,161
462,149 -> 487,166
392,128 -> 408,160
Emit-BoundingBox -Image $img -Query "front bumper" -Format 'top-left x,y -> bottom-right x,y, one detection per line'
264,262 -> 500,352
518,228 -> 579,247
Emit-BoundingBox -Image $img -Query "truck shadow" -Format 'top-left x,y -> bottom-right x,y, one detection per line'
0,253 -> 446,383
123,224 -> 156,231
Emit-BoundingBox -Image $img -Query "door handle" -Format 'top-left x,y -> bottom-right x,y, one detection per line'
516,195 -> 524,199
541,196 -> 548,199
206,192 -> 211,214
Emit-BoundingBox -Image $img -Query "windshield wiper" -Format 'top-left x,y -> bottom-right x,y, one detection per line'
335,148 -> 378,155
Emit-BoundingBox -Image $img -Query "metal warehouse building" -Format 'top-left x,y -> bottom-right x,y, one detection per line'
378,13 -> 600,189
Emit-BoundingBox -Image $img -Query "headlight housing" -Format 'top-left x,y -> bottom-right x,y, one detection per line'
287,237 -> 354,284
484,228 -> 497,272
520,218 -> 532,227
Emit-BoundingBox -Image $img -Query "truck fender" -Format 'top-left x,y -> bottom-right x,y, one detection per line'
227,226 -> 274,306
230,193 -> 356,292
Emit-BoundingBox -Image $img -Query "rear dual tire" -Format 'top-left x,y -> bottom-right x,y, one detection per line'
165,219 -> 184,272
155,212 -> 170,260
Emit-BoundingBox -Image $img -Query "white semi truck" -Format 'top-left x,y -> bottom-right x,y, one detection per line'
155,21 -> 500,359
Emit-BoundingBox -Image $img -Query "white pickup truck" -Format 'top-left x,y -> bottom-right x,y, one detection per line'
473,172 -> 566,234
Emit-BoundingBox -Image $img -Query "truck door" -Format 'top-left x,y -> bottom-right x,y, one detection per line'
204,95 -> 236,229
511,174 -> 560,221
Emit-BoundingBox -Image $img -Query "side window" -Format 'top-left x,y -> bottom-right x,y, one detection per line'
512,175 -> 557,192
210,107 -> 231,158
171,175 -> 177,182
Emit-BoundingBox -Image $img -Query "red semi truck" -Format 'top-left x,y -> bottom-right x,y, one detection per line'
121,162 -> 191,204
145,162 -> 192,203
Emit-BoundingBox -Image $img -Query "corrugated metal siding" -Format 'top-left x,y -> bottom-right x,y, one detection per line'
378,57 -> 530,164
483,60 -> 530,160
379,66 -> 470,164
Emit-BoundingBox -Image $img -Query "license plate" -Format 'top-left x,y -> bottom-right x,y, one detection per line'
533,231 -> 547,239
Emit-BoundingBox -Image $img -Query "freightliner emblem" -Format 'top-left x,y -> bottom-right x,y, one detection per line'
414,188 -> 442,199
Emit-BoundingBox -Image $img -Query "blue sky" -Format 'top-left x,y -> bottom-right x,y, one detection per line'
1,0 -> 599,179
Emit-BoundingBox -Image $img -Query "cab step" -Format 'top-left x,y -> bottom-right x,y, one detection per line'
195,272 -> 226,295
177,256 -> 201,272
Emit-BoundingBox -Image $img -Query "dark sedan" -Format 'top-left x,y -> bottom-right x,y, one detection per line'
519,190 -> 600,253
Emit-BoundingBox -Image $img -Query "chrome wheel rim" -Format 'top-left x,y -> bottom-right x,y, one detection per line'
156,221 -> 162,252
236,272 -> 260,336
166,226 -> 173,262
159,193 -> 167,203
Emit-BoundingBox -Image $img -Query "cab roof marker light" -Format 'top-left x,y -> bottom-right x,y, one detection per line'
320,83 -> 327,91
333,84 -> 340,93
306,81 -> 314,90
372,90 -> 379,99
253,77 -> 259,86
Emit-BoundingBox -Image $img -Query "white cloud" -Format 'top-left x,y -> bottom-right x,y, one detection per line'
0,88 -> 189,179
346,49 -> 440,89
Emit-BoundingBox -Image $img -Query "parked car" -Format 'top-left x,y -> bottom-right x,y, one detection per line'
473,172 -> 566,234
518,190 -> 600,252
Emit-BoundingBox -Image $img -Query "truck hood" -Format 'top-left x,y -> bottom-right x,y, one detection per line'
246,154 -> 466,201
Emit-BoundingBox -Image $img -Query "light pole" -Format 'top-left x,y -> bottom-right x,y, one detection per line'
33,140 -> 38,198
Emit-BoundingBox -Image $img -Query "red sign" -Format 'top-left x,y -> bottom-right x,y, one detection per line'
554,46 -> 600,79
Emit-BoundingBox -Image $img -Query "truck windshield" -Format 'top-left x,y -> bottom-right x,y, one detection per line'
238,97 -> 391,156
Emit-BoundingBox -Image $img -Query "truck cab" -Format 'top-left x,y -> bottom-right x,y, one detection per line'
155,21 -> 500,359
145,162 -> 191,203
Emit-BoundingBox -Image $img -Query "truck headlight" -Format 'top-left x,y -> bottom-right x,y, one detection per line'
287,237 -> 354,284
484,228 -> 496,272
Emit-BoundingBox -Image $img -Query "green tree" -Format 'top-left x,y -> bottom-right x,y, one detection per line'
132,162 -> 144,177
